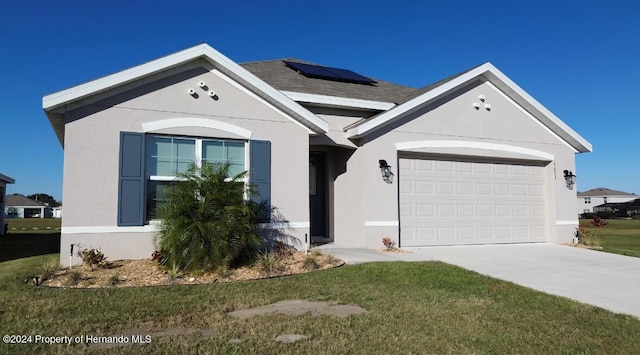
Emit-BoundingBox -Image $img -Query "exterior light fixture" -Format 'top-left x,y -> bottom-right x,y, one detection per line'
563,170 -> 576,190
379,160 -> 394,184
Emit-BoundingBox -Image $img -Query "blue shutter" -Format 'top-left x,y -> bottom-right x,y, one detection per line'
118,132 -> 145,226
249,140 -> 271,222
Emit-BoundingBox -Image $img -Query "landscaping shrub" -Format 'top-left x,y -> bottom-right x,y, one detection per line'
155,162 -> 264,273
77,247 -> 106,270
591,215 -> 608,227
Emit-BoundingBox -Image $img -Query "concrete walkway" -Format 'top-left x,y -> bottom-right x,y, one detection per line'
318,243 -> 640,319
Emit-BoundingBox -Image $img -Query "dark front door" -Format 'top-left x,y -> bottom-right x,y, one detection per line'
309,152 -> 327,237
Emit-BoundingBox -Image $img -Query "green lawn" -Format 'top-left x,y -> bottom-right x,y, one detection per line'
581,219 -> 640,258
5,219 -> 61,234
1,255 -> 639,354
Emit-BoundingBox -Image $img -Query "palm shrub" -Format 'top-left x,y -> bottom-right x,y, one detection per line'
155,162 -> 264,273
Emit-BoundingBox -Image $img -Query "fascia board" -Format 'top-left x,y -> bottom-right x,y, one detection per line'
282,91 -> 395,111
482,64 -> 592,153
346,62 -> 592,153
346,66 -> 487,138
42,44 -> 328,134
42,44 -> 210,111
0,173 -> 15,184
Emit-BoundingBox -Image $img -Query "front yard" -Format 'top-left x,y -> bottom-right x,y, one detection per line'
580,219 -> 640,258
1,254 -> 639,354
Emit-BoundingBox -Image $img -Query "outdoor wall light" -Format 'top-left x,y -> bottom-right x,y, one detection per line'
379,160 -> 394,184
563,170 -> 576,190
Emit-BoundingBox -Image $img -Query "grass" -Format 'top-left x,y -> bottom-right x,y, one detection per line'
5,218 -> 61,234
1,255 -> 640,354
580,219 -> 640,258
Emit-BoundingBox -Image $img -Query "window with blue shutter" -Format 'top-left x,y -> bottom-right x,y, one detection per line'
249,140 -> 271,222
118,132 -> 146,226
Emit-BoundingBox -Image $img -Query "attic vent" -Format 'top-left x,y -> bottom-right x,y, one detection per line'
284,61 -> 376,85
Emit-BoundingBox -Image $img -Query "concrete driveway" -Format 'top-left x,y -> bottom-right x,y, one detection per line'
318,243 -> 640,319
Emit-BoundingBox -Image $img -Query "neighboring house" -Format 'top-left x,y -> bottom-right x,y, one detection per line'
577,187 -> 637,215
0,173 -> 15,235
593,198 -> 640,217
52,206 -> 63,218
43,43 -> 592,263
5,194 -> 52,219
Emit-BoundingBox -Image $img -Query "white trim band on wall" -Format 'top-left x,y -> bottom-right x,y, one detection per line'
63,225 -> 159,234
365,221 -> 399,227
142,117 -> 253,138
63,222 -> 311,234
395,140 -> 555,161
556,220 -> 579,225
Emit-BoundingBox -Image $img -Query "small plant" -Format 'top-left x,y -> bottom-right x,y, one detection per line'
324,253 -> 338,265
591,216 -> 608,227
382,237 -> 396,250
273,241 -> 295,258
108,274 -> 121,286
67,271 -> 83,286
217,264 -> 234,279
77,247 -> 106,270
151,250 -> 165,264
303,254 -> 320,271
575,226 -> 602,248
255,251 -> 280,277
309,248 -> 323,258
167,263 -> 184,283
40,258 -> 59,281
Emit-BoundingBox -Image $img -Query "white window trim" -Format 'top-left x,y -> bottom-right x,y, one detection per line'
146,135 -> 250,219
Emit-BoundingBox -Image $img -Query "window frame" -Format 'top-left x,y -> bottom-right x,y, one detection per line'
145,134 -> 249,220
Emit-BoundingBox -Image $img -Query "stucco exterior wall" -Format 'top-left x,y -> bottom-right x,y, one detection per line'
60,63 -> 310,263
334,81 -> 580,248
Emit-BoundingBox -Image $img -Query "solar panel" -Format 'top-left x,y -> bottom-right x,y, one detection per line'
284,61 -> 376,85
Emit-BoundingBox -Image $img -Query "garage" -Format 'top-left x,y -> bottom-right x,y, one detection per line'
399,156 -> 548,247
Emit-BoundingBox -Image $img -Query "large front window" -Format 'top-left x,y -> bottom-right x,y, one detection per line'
145,135 -> 246,219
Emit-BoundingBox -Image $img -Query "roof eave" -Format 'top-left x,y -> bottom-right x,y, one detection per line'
42,44 -> 328,139
0,173 -> 15,184
346,63 -> 592,153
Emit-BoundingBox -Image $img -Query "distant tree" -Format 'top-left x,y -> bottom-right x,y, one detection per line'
27,193 -> 60,207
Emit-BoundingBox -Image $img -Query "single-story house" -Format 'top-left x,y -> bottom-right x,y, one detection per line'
5,194 -> 52,219
577,187 -> 637,215
0,173 -> 15,234
43,43 -> 592,263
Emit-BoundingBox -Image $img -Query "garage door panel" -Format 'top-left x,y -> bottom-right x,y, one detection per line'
400,157 -> 547,246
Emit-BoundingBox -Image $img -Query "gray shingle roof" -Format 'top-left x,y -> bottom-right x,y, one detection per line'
578,188 -> 637,197
5,194 -> 46,207
240,59 -> 416,104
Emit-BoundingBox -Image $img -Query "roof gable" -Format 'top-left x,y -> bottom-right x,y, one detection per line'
346,63 -> 592,153
43,44 -> 329,145
6,194 -> 46,207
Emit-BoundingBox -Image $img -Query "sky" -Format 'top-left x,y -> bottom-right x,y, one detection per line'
1,0 -> 639,202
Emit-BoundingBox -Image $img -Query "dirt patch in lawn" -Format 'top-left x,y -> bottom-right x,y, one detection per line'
228,300 -> 368,319
41,251 -> 343,288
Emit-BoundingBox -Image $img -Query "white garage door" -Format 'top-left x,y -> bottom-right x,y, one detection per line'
399,157 -> 547,247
